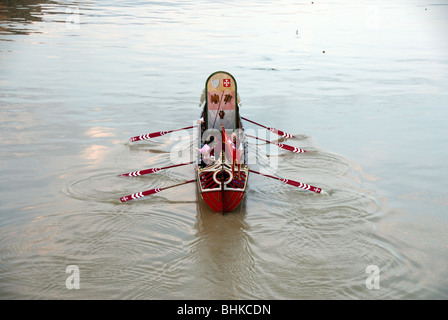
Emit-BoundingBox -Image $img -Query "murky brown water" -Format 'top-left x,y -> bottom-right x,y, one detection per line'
1,0 -> 447,299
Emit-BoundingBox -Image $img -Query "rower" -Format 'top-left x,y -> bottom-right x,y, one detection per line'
196,136 -> 215,167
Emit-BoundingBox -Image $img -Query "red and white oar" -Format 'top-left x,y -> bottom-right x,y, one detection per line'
250,170 -> 327,194
118,162 -> 193,177
241,117 -> 296,139
120,179 -> 196,203
246,134 -> 306,153
130,125 -> 194,142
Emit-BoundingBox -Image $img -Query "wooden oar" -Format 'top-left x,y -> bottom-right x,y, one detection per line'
120,179 -> 196,203
130,125 -> 194,142
249,170 -> 326,194
241,117 -> 296,138
118,162 -> 193,177
246,134 -> 306,153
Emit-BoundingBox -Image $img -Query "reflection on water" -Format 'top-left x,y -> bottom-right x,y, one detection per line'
190,200 -> 257,299
0,0 -> 49,35
0,0 -> 447,299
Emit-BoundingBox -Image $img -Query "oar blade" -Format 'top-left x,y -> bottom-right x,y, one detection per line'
249,169 -> 325,194
267,127 -> 296,139
129,126 -> 194,142
130,131 -> 168,142
280,178 -> 323,194
120,188 -> 162,202
118,168 -> 159,177
275,143 -> 306,154
118,162 -> 193,177
119,179 -> 196,203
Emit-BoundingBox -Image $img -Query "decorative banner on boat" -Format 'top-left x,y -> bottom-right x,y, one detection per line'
207,91 -> 235,110
223,94 -> 232,104
221,125 -> 242,178
223,79 -> 231,87
211,79 -> 219,88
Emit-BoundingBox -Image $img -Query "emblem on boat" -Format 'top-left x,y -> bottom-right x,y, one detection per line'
211,79 -> 219,88
211,94 -> 220,104
223,79 -> 231,87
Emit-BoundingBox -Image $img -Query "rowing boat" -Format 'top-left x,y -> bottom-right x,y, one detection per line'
195,71 -> 248,213
119,71 -> 326,211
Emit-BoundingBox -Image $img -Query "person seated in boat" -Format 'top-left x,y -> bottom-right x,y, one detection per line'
196,136 -> 215,167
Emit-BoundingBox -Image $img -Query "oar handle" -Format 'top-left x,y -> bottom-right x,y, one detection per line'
241,117 -> 296,139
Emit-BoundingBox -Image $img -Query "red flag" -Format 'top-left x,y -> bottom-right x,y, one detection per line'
221,125 -> 240,177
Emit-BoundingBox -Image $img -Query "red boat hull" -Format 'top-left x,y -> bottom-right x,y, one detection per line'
202,190 -> 245,213
197,166 -> 248,213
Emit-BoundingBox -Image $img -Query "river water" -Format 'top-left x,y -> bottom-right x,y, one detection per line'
0,0 -> 447,299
